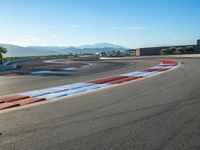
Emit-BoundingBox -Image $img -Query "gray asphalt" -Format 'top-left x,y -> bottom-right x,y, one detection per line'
1,58 -> 200,150
0,59 -> 157,95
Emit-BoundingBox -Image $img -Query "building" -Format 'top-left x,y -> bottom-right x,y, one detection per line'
125,49 -> 136,56
136,40 -> 200,56
197,39 -> 200,45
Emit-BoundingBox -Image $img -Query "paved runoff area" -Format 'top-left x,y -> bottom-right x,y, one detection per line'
1,58 -> 200,150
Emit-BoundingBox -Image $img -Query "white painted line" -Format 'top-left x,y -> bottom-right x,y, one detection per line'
37,84 -> 111,100
21,83 -> 95,97
151,65 -> 175,69
37,91 -> 69,99
0,59 -> 181,113
120,71 -> 159,77
80,84 -> 111,91
53,83 -> 95,91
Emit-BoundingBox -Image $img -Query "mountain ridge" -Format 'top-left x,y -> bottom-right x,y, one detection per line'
0,43 -> 128,57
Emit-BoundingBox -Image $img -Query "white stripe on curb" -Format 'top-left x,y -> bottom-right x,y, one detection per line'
0,59 -> 181,112
120,71 -> 159,77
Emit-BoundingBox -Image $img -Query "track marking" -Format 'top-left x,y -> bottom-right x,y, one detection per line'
0,59 -> 180,112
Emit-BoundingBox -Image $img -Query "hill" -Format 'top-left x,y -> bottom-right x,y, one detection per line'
0,43 -> 127,57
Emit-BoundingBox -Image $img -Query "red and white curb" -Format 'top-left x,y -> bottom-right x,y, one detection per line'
0,59 -> 180,111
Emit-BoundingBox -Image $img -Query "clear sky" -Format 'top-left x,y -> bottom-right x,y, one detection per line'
0,0 -> 200,48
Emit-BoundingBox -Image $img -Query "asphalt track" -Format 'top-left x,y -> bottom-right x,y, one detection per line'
1,58 -> 200,150
0,59 -> 158,96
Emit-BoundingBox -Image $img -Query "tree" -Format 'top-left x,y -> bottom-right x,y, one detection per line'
185,46 -> 194,54
174,47 -> 184,55
0,46 -> 7,64
68,53 -> 74,56
116,50 -> 121,56
177,47 -> 185,54
169,47 -> 176,55
160,49 -> 167,55
112,50 -> 116,56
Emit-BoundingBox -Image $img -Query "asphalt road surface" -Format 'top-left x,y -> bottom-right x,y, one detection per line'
0,59 -> 158,95
1,58 -> 200,150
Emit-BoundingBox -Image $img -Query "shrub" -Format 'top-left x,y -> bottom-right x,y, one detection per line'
185,46 -> 194,54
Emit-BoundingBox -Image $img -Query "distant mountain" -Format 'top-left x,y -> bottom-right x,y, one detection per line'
78,42 -> 125,49
0,43 -> 127,57
53,47 -> 126,55
28,46 -> 69,51
0,44 -> 59,57
28,43 -> 126,51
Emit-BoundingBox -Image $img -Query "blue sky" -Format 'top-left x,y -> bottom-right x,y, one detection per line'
0,0 -> 200,48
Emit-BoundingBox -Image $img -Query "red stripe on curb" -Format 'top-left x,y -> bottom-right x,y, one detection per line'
0,59 -> 180,111
158,60 -> 178,65
89,76 -> 128,84
12,97 -> 46,106
0,102 -> 20,110
0,95 -> 30,103
0,97 -> 46,110
108,76 -> 143,84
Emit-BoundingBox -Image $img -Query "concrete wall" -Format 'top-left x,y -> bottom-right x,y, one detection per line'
193,45 -> 200,54
135,48 -> 141,56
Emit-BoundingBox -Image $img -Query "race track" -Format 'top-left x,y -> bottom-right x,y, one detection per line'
1,58 -> 200,150
0,59 -> 158,95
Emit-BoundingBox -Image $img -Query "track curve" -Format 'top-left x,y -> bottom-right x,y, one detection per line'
1,58 -> 199,150
0,59 -> 179,111
0,59 -> 158,95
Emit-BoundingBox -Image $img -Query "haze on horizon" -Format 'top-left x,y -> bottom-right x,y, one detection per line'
0,0 -> 200,48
